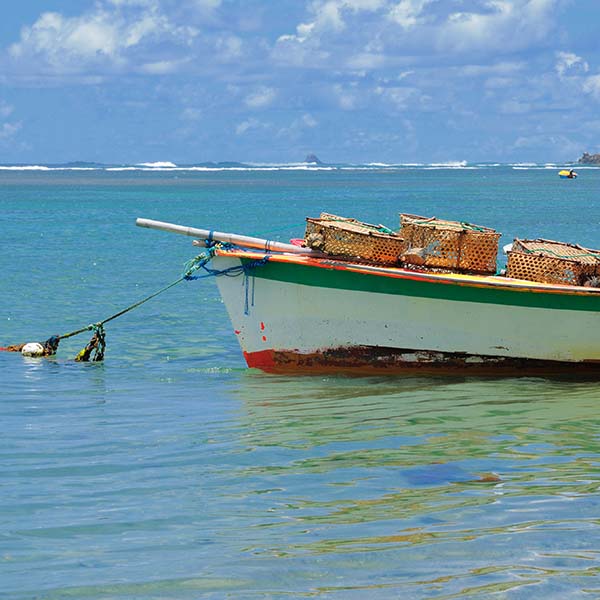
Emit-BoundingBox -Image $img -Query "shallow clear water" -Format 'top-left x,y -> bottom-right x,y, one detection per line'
2,167 -> 600,598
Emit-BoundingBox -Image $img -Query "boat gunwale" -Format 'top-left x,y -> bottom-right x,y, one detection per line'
214,247 -> 600,298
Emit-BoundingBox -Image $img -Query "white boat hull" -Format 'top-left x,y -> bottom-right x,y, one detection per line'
213,251 -> 600,375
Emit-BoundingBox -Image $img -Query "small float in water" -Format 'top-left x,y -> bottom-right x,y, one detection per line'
136,215 -> 600,377
559,169 -> 577,179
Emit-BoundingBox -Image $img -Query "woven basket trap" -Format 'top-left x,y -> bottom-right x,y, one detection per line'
506,239 -> 600,285
305,216 -> 405,265
399,214 -> 500,273
506,251 -> 584,286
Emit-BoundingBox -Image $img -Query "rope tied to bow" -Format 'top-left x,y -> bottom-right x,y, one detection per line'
1,243 -> 270,360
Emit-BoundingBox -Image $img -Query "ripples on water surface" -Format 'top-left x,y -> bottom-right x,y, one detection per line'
2,168 -> 600,598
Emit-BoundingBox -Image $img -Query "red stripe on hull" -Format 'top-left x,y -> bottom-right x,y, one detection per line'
244,346 -> 600,377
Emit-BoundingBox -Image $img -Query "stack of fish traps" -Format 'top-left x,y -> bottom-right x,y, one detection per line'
304,213 -> 406,266
506,239 -> 600,286
399,214 -> 501,274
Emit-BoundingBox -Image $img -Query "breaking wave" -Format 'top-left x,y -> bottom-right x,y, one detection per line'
0,160 -> 590,173
0,165 -> 52,171
136,161 -> 178,168
427,160 -> 468,168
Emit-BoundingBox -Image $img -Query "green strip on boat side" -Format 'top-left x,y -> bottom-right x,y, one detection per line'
238,257 -> 600,312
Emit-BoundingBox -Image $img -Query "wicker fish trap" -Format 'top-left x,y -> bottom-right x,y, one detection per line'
399,214 -> 501,274
506,239 -> 600,286
305,214 -> 406,265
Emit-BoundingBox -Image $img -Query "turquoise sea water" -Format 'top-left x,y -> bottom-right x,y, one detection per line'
2,165 -> 600,599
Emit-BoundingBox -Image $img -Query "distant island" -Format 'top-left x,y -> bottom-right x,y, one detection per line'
578,152 -> 600,165
304,154 -> 323,164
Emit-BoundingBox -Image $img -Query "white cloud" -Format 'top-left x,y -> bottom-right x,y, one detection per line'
10,12 -> 117,63
333,83 -> 359,110
276,113 -> 320,140
277,0 -> 386,46
345,0 -> 387,9
274,0 -> 564,72
555,51 -> 588,78
181,107 -> 202,121
140,58 -> 190,74
302,113 -> 318,127
277,22 -> 315,45
388,0 -> 433,30
347,52 -> 385,70
0,121 -> 22,140
484,76 -> 516,89
458,62 -> 523,77
189,0 -> 222,11
512,133 -> 580,159
215,35 -> 243,61
338,95 -> 357,110
375,85 -> 427,110
8,2 -> 197,74
108,0 -> 157,6
0,101 -> 14,118
235,118 -> 269,135
244,86 -> 276,109
437,0 -> 560,54
583,75 -> 600,101
500,99 -> 531,114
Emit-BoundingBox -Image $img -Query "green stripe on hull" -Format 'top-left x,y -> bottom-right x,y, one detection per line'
241,258 -> 600,312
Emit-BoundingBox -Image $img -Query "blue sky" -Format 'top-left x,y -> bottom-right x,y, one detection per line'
1,0 -> 600,164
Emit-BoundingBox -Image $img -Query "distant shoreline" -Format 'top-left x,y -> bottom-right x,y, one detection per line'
0,161 -> 593,172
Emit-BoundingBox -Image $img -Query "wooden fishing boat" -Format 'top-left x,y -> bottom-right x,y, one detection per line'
137,219 -> 600,376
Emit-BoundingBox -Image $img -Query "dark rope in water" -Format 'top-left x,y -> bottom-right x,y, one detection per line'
1,244 -> 270,360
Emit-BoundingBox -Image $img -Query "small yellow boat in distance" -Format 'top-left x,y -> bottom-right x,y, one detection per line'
559,169 -> 577,179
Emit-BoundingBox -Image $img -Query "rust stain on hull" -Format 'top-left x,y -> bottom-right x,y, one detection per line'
244,345 -> 600,377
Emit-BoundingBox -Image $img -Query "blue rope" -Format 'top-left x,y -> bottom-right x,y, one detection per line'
184,256 -> 270,281
185,254 -> 270,315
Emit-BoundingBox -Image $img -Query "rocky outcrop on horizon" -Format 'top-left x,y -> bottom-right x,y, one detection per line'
578,152 -> 600,164
304,154 -> 323,164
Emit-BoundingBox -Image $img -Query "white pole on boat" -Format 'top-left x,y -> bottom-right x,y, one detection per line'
135,218 -> 319,255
